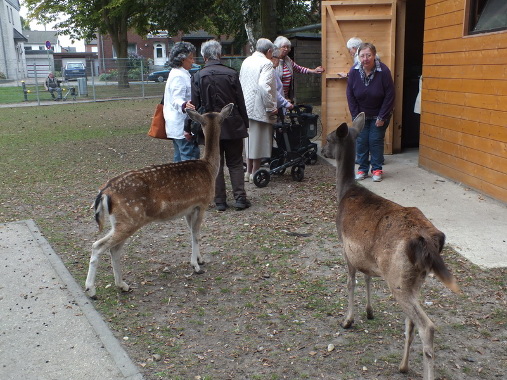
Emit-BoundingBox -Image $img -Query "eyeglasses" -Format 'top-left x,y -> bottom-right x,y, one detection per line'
359,53 -> 373,59
280,46 -> 291,50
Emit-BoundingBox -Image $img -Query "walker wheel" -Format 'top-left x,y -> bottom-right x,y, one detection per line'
291,165 -> 305,182
253,169 -> 270,188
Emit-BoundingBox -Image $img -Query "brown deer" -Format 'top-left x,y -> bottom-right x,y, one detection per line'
322,113 -> 460,380
85,103 -> 234,299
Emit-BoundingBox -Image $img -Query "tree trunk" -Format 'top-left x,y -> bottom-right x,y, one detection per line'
105,12 -> 130,88
260,0 -> 277,41
241,0 -> 256,54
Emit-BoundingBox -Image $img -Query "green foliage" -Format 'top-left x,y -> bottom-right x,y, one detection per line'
0,72 -> 6,79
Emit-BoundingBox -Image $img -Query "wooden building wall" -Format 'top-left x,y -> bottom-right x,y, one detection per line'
321,0 -> 398,154
421,0 -> 507,203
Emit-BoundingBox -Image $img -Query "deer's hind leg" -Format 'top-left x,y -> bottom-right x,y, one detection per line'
365,274 -> 374,320
399,316 -> 415,373
85,227 -> 132,299
86,230 -> 114,298
185,207 -> 205,274
395,293 -> 435,380
110,241 -> 130,293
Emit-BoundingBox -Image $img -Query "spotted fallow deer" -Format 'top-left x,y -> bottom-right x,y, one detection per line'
322,113 -> 460,380
84,103 -> 234,299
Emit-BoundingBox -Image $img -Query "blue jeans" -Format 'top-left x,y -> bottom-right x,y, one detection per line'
356,118 -> 390,173
172,138 -> 200,162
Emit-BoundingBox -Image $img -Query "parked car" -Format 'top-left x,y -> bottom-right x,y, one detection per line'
63,62 -> 86,81
147,63 -> 201,82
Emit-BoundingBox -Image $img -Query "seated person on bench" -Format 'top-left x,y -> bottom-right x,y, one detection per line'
45,72 -> 62,100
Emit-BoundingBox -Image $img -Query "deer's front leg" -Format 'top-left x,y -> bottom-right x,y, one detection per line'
342,261 -> 356,329
186,208 -> 205,274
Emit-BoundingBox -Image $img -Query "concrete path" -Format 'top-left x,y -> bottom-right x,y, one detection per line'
320,147 -> 507,268
0,220 -> 143,380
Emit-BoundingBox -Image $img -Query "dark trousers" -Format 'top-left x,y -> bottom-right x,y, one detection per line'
214,139 -> 246,204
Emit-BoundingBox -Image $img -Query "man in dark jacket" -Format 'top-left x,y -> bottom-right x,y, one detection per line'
189,40 -> 251,211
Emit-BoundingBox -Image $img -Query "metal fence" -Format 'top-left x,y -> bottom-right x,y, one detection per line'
0,56 -> 246,105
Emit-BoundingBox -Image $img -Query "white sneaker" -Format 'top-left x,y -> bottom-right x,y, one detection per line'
249,174 -> 254,183
372,170 -> 383,182
355,171 -> 367,180
244,172 -> 250,182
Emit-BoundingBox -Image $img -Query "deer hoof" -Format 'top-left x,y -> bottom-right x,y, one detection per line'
399,364 -> 409,373
118,282 -> 130,292
366,307 -> 374,320
85,287 -> 97,299
194,267 -> 205,275
342,319 -> 354,329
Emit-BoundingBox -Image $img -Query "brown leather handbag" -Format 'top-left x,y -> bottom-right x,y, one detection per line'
148,97 -> 168,139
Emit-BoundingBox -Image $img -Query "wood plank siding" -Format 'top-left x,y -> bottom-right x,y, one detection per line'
421,0 -> 507,203
321,0 -> 398,154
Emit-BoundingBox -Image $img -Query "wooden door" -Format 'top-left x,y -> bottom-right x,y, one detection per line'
321,0 -> 402,154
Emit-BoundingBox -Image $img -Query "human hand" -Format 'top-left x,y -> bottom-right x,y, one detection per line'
184,130 -> 193,141
287,103 -> 294,110
337,72 -> 348,78
314,66 -> 325,74
375,119 -> 385,127
185,101 -> 195,111
270,109 -> 278,115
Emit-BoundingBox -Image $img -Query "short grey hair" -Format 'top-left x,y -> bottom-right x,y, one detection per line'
201,40 -> 222,60
271,47 -> 281,59
358,42 -> 377,57
255,38 -> 274,54
274,35 -> 291,49
168,42 -> 196,68
347,37 -> 363,50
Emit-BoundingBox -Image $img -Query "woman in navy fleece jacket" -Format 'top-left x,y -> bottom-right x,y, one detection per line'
346,42 -> 395,182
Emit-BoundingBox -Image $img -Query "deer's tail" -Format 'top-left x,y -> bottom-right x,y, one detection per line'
93,192 -> 111,233
408,231 -> 460,294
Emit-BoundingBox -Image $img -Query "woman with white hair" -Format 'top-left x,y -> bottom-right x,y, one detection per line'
239,38 -> 278,182
273,35 -> 325,101
347,37 -> 363,67
163,41 -> 200,162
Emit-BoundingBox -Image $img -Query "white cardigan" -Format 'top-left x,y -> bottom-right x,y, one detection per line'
163,67 -> 191,139
239,51 -> 277,123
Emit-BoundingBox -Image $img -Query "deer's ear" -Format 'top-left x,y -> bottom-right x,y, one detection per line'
220,103 -> 234,119
336,122 -> 349,138
352,112 -> 365,133
187,108 -> 205,125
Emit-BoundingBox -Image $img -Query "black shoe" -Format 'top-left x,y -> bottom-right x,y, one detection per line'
215,203 -> 228,212
234,197 -> 251,210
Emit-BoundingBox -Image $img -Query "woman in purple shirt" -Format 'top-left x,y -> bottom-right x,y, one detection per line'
346,42 -> 395,182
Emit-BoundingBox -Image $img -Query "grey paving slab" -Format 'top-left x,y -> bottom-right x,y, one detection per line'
0,220 -> 143,380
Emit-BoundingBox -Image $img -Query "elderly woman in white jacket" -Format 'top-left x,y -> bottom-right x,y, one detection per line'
163,42 -> 200,162
239,38 -> 278,182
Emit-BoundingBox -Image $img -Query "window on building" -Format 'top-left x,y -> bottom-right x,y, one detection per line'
128,43 -> 137,54
155,44 -> 163,58
112,44 -> 138,58
467,0 -> 507,34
